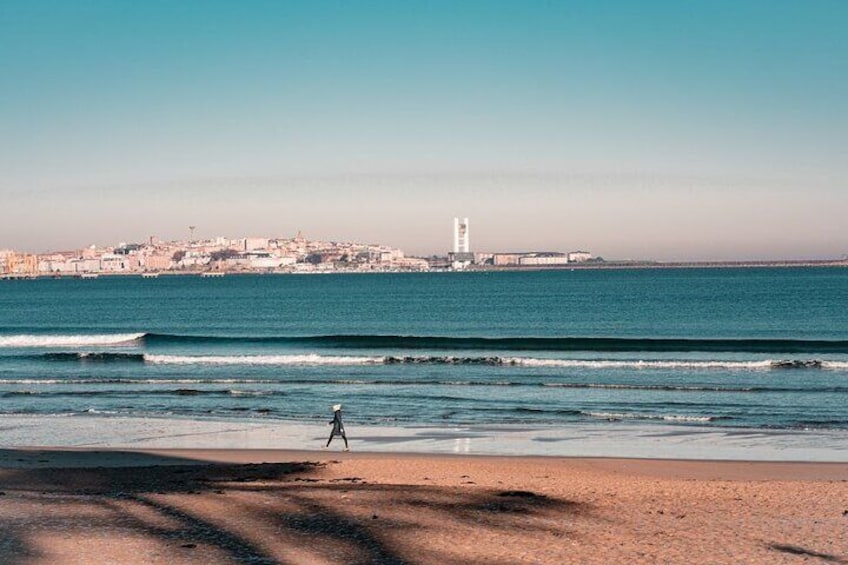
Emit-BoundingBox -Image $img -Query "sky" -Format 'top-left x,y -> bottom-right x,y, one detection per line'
1,0 -> 846,261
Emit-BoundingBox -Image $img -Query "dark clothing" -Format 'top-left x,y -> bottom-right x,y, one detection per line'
326,411 -> 348,448
330,411 -> 345,436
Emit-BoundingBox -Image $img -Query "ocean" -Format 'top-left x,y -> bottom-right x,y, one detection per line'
1,268 -> 847,455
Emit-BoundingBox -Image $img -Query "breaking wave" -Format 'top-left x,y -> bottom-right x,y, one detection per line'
582,411 -> 716,423
4,332 -> 848,354
511,359 -> 774,369
0,333 -> 145,347
2,377 -> 846,394
142,354 -> 846,370
137,333 -> 848,353
5,351 -> 846,370
144,353 -> 385,366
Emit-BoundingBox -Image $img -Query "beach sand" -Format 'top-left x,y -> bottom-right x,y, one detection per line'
0,449 -> 846,564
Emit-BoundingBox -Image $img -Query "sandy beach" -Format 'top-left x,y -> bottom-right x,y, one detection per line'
1,449 -> 846,564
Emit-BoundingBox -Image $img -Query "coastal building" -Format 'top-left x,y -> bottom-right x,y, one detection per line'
142,253 -> 173,271
450,217 -> 474,270
493,253 -> 520,266
568,251 -> 593,262
238,252 -> 295,270
519,253 -> 569,266
81,245 -> 101,259
73,258 -> 102,273
489,251 -> 589,267
2,251 -> 38,275
100,253 -> 138,273
454,217 -> 470,254
176,252 -> 211,269
473,252 -> 494,265
6,229 -> 419,276
392,256 -> 429,271
243,237 -> 269,252
37,253 -> 77,274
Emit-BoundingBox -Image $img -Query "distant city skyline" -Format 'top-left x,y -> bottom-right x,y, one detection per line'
1,1 -> 846,261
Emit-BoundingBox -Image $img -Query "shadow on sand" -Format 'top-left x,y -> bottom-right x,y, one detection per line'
767,543 -> 848,564
0,449 -> 587,564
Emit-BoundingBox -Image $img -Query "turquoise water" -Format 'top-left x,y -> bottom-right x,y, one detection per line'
1,268 -> 847,430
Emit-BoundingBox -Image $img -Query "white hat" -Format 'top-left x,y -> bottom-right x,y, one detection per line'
333,404 -> 342,411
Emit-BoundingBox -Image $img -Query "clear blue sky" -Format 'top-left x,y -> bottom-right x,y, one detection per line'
1,0 -> 846,259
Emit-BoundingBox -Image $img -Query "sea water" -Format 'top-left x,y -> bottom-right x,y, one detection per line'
1,268 -> 847,456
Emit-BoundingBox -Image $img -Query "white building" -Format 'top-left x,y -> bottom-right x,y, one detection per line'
73,258 -> 102,273
568,251 -> 593,262
244,252 -> 295,269
453,217 -> 470,253
451,217 -> 473,270
519,253 -> 569,266
38,254 -> 76,273
243,237 -> 269,252
100,253 -> 133,273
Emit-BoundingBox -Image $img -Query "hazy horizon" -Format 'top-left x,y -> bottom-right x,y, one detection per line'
2,1 -> 846,261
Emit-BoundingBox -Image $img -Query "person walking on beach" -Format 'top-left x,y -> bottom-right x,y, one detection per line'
326,404 -> 349,451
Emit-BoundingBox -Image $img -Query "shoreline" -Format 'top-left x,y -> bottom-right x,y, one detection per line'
4,414 -> 848,463
4,447 -> 848,480
2,259 -> 847,279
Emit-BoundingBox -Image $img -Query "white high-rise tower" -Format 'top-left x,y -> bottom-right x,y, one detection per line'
453,217 -> 470,253
452,217 -> 471,269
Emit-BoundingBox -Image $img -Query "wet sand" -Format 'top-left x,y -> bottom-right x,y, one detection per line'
1,449 -> 846,564
5,415 -> 848,462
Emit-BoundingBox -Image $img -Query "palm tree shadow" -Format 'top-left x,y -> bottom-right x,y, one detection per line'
0,449 -> 589,565
0,449 -> 322,564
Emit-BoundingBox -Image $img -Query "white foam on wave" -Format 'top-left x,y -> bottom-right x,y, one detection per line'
583,411 -> 714,423
144,354 -> 384,366
83,408 -> 119,415
543,383 -> 725,391
228,390 -> 272,397
0,333 -> 145,347
0,378 -> 271,385
510,358 -> 774,370
143,354 -> 844,370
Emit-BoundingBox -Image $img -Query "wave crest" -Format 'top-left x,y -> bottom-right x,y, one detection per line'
582,411 -> 715,423
144,354 -> 384,366
0,333 -> 146,347
141,333 -> 848,353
